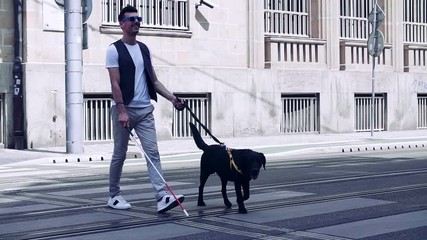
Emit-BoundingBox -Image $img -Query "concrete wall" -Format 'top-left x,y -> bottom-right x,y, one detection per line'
2,0 -> 426,148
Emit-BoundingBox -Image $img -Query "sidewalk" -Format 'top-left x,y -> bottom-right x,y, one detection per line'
1,130 -> 427,166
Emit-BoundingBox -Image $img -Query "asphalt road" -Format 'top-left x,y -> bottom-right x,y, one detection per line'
0,148 -> 426,240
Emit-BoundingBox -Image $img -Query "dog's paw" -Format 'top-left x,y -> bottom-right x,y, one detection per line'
197,201 -> 206,207
238,207 -> 248,214
224,200 -> 232,208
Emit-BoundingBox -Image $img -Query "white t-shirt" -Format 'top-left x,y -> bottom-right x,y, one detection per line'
106,42 -> 151,108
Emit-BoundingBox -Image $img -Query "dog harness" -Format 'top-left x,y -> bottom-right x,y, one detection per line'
227,148 -> 243,175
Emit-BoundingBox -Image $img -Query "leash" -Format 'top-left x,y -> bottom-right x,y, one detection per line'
177,98 -> 243,175
179,98 -> 224,146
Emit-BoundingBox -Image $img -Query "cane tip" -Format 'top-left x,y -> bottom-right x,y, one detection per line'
183,210 -> 189,217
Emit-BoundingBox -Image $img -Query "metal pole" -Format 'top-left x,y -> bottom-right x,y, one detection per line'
371,56 -> 376,137
64,0 -> 84,153
371,0 -> 378,137
13,0 -> 25,149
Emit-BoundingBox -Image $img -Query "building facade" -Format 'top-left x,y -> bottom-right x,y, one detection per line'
0,0 -> 426,149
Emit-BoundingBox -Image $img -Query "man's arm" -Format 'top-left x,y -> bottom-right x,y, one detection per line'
152,71 -> 185,109
108,67 -> 129,127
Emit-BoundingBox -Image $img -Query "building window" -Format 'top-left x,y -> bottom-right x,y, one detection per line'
84,94 -> 113,142
264,0 -> 310,37
404,0 -> 427,43
418,94 -> 427,129
354,93 -> 386,132
172,93 -> 211,138
281,93 -> 319,133
263,0 -> 326,68
340,0 -> 376,40
101,0 -> 189,31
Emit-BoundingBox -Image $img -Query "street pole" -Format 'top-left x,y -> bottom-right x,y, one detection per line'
370,0 -> 377,137
64,0 -> 84,153
367,0 -> 384,137
371,54 -> 376,137
13,0 -> 24,149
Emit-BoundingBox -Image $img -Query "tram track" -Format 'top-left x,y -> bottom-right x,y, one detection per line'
2,167 -> 427,240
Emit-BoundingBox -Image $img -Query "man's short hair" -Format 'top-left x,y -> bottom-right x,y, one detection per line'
118,5 -> 138,22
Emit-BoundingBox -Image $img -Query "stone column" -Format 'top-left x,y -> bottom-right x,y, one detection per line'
323,0 -> 340,70
248,0 -> 264,69
390,0 -> 405,72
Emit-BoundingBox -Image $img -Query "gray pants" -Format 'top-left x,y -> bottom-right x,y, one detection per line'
109,104 -> 166,201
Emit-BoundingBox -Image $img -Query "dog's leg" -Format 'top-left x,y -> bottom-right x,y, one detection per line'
220,178 -> 232,208
242,181 -> 250,201
234,182 -> 247,214
198,173 -> 209,206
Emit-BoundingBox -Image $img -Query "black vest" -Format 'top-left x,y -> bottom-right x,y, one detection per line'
113,40 -> 157,105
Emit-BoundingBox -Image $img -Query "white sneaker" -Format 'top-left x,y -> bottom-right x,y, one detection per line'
157,194 -> 185,213
108,195 -> 131,210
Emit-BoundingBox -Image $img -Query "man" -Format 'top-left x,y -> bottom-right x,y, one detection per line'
105,5 -> 185,213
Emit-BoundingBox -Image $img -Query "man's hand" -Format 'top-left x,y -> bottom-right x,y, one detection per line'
172,97 -> 186,111
117,104 -> 129,127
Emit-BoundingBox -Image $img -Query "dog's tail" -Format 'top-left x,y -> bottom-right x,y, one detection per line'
189,122 -> 208,151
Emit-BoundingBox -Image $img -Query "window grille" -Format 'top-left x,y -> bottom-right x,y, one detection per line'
281,94 -> 319,133
102,0 -> 189,31
172,93 -> 211,138
404,0 -> 427,43
354,94 -> 386,132
84,95 -> 113,142
340,0 -> 375,40
0,94 -> 4,145
264,0 -> 309,37
418,94 -> 427,129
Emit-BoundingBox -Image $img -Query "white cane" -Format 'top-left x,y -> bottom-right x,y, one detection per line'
127,128 -> 189,217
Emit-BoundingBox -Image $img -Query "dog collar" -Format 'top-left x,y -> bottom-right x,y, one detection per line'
227,148 -> 243,175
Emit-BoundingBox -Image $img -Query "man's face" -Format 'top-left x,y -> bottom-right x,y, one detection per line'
120,12 -> 141,35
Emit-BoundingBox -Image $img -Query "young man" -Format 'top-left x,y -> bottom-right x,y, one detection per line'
105,5 -> 185,213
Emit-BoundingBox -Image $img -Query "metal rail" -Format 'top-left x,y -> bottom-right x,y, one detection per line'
2,168 -> 427,239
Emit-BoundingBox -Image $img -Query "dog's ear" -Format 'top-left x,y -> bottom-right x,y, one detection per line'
261,154 -> 266,170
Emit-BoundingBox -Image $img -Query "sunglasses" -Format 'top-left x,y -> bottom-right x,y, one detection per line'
122,16 -> 142,22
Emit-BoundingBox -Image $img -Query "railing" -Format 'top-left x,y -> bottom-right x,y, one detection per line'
404,43 -> 427,72
265,37 -> 327,69
264,0 -> 309,37
281,94 -> 319,133
172,94 -> 211,138
0,94 -> 4,145
84,96 -> 113,142
404,22 -> 427,43
101,0 -> 189,31
340,40 -> 392,70
418,95 -> 427,129
355,94 -> 386,132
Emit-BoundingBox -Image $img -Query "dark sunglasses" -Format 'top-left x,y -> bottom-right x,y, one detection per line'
122,16 -> 142,22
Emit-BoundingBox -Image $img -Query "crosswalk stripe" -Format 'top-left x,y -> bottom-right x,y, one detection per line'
222,198 -> 393,223
309,210 -> 427,239
0,168 -> 35,173
0,170 -> 64,178
48,182 -> 191,197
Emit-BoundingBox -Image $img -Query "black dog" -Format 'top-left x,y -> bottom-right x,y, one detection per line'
189,122 -> 266,213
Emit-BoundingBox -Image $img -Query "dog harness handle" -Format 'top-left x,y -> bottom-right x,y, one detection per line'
227,148 -> 243,175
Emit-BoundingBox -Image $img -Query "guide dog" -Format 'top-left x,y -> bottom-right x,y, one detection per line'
189,122 -> 266,213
